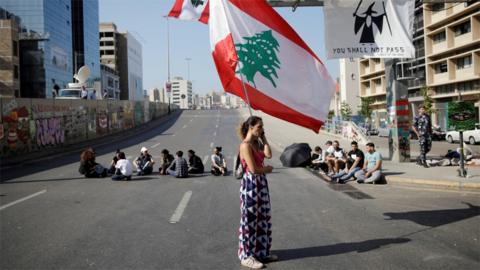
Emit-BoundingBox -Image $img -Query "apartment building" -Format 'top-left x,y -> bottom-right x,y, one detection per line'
0,9 -> 20,97
358,1 -> 480,130
423,1 -> 480,130
171,77 -> 192,109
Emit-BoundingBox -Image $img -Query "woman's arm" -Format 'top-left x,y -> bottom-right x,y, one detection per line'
261,136 -> 272,159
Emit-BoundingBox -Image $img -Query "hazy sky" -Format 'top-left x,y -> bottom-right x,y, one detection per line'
99,0 -> 339,95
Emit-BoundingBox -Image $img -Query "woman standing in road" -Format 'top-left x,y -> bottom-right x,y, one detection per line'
237,116 -> 276,269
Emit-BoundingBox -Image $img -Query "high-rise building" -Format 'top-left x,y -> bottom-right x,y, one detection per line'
71,0 -> 100,85
358,1 -> 480,130
171,77 -> 192,109
339,59 -> 360,115
100,23 -> 143,100
100,64 -> 119,99
0,8 -> 20,97
1,0 -> 73,98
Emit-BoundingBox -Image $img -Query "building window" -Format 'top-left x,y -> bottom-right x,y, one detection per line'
454,21 -> 471,37
436,84 -> 455,95
14,65 -> 19,79
108,78 -> 114,87
373,59 -> 381,64
458,81 -> 474,92
457,56 -> 472,69
432,31 -> 446,43
431,3 -> 445,12
12,40 -> 18,56
434,62 -> 448,74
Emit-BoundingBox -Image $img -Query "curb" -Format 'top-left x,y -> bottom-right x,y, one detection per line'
385,176 -> 480,192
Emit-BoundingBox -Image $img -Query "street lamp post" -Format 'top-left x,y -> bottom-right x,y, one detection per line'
165,16 -> 171,114
185,57 -> 191,81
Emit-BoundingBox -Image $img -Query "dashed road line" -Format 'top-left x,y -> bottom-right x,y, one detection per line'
0,190 -> 47,211
182,125 -> 187,129
151,143 -> 161,148
169,191 -> 193,224
203,155 -> 209,165
210,142 -> 214,148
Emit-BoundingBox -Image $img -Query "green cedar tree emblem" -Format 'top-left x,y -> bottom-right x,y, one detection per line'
191,0 -> 204,8
235,30 -> 281,88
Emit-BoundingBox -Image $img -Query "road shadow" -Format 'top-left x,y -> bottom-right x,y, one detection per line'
0,177 -> 87,184
273,238 -> 411,261
1,111 -> 183,182
383,202 -> 480,227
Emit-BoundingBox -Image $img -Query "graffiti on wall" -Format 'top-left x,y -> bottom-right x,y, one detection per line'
35,118 -> 65,146
1,105 -> 31,154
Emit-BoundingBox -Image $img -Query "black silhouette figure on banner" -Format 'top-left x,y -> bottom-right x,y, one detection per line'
353,0 -> 392,43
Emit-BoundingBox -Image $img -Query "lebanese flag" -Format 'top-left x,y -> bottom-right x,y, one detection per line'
210,0 -> 335,133
168,0 -> 210,24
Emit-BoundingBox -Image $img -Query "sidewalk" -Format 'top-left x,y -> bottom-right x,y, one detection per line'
242,109 -> 480,192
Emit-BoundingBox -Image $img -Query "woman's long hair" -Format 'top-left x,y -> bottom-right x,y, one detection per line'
80,149 -> 93,162
237,116 -> 263,140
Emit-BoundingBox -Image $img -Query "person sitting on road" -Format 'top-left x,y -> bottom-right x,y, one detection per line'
187,149 -> 204,174
326,140 -> 347,176
112,152 -> 133,181
324,140 -> 335,158
211,146 -> 227,176
331,141 -> 364,183
79,148 -> 107,178
167,151 -> 189,178
159,149 -> 175,175
310,146 -> 328,174
108,149 -> 121,175
355,142 -> 382,184
134,146 -> 155,176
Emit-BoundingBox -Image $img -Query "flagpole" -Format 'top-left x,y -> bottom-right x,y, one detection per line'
239,73 -> 253,117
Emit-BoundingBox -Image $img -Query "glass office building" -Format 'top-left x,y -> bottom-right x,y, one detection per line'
1,0 -> 73,98
72,0 -> 100,85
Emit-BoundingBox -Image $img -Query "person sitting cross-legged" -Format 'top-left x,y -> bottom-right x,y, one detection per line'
187,149 -> 204,174
354,142 -> 382,184
211,146 -> 228,176
159,149 -> 175,175
310,146 -> 328,174
134,146 -> 155,176
330,141 -> 364,184
111,152 -> 133,181
326,140 -> 347,176
167,151 -> 189,178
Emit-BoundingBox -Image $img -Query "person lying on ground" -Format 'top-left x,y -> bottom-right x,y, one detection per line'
187,149 -> 204,174
159,149 -> 175,175
112,152 -> 133,181
331,141 -> 364,183
79,148 -> 107,178
211,146 -> 228,176
167,151 -> 189,178
134,146 -> 155,176
355,142 -> 382,184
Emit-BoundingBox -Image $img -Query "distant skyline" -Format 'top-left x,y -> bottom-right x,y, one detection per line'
99,0 -> 339,95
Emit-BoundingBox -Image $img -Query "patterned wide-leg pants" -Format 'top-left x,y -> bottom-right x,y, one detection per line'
238,172 -> 272,260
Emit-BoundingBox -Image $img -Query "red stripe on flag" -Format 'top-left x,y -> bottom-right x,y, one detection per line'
168,0 -> 185,18
396,110 -> 410,116
229,0 -> 324,66
396,100 -> 409,106
212,34 -> 323,133
198,1 -> 210,24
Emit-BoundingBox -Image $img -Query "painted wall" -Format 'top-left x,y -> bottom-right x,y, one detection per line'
0,98 -> 170,157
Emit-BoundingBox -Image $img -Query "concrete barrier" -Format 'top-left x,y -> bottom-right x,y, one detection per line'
0,98 -> 173,158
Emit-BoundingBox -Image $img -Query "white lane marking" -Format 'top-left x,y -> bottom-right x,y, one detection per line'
151,143 -> 161,148
169,191 -> 193,224
203,155 -> 209,165
210,142 -> 214,148
215,124 -> 218,128
213,132 -> 217,136
190,119 -> 193,122
0,190 -> 47,211
182,125 -> 187,129
172,134 -> 176,137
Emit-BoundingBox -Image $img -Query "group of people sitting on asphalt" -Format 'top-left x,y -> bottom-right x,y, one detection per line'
310,140 -> 383,184
79,146 -> 228,181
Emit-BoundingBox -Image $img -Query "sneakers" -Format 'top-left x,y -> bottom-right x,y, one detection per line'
241,257 -> 264,269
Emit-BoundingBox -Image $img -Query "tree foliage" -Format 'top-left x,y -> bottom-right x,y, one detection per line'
340,101 -> 352,121
358,97 -> 374,122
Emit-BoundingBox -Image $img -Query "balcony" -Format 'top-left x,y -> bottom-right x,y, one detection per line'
454,31 -> 474,47
433,72 -> 449,84
456,66 -> 475,80
432,41 -> 447,54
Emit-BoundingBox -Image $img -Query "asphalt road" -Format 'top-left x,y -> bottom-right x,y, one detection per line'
1,109 -> 479,270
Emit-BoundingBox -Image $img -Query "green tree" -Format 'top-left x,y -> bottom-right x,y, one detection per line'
420,86 -> 437,115
358,97 -> 374,123
191,0 -> 204,8
340,101 -> 352,121
235,30 -> 281,88
328,110 -> 335,119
